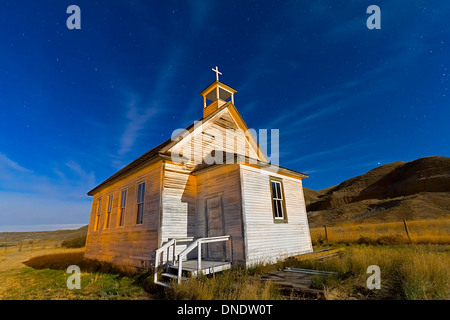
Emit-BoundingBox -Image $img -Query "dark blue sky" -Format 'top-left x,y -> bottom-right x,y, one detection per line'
1,1 -> 449,230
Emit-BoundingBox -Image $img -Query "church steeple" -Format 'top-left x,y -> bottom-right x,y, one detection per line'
200,67 -> 237,118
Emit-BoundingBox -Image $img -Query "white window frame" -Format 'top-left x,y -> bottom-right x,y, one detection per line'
136,182 -> 145,225
94,198 -> 102,231
270,180 -> 285,220
105,194 -> 113,229
118,189 -> 127,227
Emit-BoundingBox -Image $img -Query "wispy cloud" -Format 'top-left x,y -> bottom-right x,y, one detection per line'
304,160 -> 382,177
187,0 -> 213,31
112,45 -> 186,168
118,98 -> 159,156
0,153 -> 94,226
282,140 -> 367,167
0,191 -> 91,227
65,160 -> 96,191
268,91 -> 340,128
0,153 -> 32,173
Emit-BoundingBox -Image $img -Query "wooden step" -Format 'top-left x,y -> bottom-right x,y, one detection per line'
167,266 -> 194,277
154,280 -> 171,288
161,272 -> 189,281
168,260 -> 232,276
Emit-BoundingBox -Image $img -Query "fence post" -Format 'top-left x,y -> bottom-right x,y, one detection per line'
403,219 -> 412,243
324,225 -> 328,241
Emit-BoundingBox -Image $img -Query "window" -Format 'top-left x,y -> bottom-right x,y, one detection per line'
105,195 -> 113,229
270,179 -> 286,221
136,182 -> 145,224
94,198 -> 102,231
119,190 -> 127,227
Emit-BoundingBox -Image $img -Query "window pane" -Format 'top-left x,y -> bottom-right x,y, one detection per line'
137,183 -> 145,203
106,212 -> 110,228
119,209 -> 125,226
97,199 -> 102,215
137,203 -> 144,224
273,199 -> 278,217
276,183 -> 282,200
138,183 -> 145,203
108,196 -> 113,213
276,200 -> 283,218
271,181 -> 276,199
121,190 -> 127,208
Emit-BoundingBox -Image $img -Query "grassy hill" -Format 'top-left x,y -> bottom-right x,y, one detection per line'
0,225 -> 88,244
305,156 -> 450,226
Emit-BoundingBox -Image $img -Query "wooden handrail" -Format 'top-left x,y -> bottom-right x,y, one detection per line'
154,235 -> 231,285
177,235 -> 231,284
153,237 -> 195,283
154,238 -> 175,283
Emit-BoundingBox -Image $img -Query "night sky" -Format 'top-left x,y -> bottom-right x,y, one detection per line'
1,1 -> 449,231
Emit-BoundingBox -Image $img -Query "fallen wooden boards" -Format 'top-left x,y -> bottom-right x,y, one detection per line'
261,270 -> 324,299
261,248 -> 345,299
293,247 -> 345,261
284,267 -> 338,276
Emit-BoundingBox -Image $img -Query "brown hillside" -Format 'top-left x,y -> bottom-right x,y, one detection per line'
306,156 -> 450,226
0,225 -> 88,243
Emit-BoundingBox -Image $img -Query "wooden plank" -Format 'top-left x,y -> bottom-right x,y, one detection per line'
261,270 -> 324,299
293,248 -> 345,261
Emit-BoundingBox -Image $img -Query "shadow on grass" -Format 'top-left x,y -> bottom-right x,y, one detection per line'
24,252 -> 124,274
23,252 -> 166,297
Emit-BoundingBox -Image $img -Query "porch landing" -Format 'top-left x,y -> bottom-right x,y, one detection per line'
169,259 -> 231,277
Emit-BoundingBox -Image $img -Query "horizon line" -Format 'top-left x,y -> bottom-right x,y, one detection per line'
0,223 -> 87,233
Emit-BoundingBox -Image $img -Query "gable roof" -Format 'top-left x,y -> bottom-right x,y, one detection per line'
159,101 -> 269,163
88,101 -> 239,195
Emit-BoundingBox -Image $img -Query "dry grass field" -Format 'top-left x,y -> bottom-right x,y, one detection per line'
309,218 -> 450,244
284,244 -> 450,300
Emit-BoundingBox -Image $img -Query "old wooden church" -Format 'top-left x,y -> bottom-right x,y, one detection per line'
85,68 -> 312,282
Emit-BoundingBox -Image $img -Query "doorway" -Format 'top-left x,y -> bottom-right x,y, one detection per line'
205,196 -> 225,260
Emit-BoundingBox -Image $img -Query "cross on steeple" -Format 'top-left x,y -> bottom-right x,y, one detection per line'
212,66 -> 222,81
200,67 -> 237,117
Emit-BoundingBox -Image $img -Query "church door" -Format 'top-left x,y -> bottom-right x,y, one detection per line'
205,196 -> 225,260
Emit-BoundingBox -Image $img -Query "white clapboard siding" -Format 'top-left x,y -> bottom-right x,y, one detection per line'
160,161 -> 196,258
239,165 -> 313,266
84,160 -> 162,266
